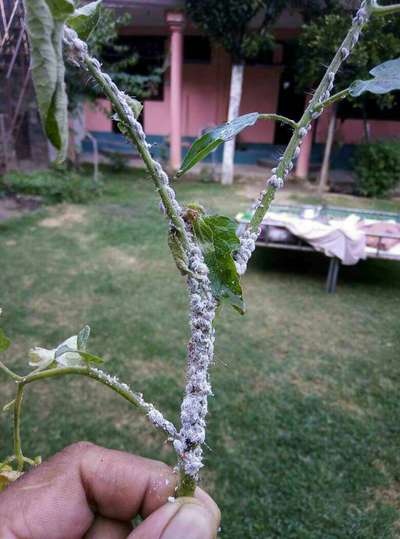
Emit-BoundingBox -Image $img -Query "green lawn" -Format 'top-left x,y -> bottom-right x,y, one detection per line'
1,169 -> 400,538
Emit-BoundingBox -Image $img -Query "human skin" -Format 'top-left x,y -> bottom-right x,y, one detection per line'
0,442 -> 220,539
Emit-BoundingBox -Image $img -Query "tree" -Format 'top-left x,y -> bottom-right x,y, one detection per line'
295,6 -> 400,192
185,0 -> 287,185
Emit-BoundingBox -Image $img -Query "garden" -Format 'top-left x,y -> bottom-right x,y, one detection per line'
1,168 -> 400,536
1,0 -> 400,537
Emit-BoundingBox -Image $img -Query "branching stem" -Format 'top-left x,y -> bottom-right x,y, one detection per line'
6,364 -> 178,472
246,1 -> 372,235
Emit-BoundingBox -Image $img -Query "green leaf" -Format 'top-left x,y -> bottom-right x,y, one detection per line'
45,0 -> 74,20
349,58 -> 400,97
67,0 -> 101,40
192,215 -> 245,314
77,325 -> 91,350
176,113 -> 260,177
77,350 -> 104,365
23,0 -> 70,161
0,329 -> 10,353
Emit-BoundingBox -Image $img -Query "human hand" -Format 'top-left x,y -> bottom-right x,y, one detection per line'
0,442 -> 220,539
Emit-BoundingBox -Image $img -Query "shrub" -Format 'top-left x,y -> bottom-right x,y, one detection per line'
353,141 -> 400,198
0,168 -> 101,203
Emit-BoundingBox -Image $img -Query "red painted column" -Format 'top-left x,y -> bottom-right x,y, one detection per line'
166,11 -> 185,171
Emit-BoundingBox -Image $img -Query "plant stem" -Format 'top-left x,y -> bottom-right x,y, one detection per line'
259,113 -> 298,130
247,2 -> 371,234
371,0 -> 400,15
316,89 -> 349,111
13,384 -> 25,471
176,469 -> 197,497
0,360 -> 23,381
18,365 -> 177,438
64,27 -> 191,253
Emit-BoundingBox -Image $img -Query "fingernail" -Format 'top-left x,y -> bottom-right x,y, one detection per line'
161,501 -> 213,539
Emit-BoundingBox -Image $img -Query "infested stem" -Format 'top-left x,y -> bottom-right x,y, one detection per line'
4,364 -> 178,469
64,27 -> 217,495
64,27 -> 191,254
245,0 -> 372,237
315,88 -> 349,111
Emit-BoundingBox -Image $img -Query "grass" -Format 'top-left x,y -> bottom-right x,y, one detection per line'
1,168 -> 400,537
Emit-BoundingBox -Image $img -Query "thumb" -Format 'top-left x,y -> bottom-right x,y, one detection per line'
128,496 -> 220,539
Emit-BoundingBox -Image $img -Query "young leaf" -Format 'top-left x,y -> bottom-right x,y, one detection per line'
349,58 -> 400,97
176,113 -> 260,178
77,325 -> 91,350
67,0 -> 101,40
77,350 -> 104,365
0,329 -> 11,353
192,215 -> 245,314
23,0 -> 70,161
45,0 -> 74,20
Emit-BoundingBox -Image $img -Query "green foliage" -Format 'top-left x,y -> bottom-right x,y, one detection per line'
353,141 -> 400,197
0,330 -> 11,353
185,0 -> 285,62
191,214 -> 244,313
1,172 -> 399,535
350,57 -> 400,97
0,169 -> 101,203
66,0 -> 101,40
23,0 -> 72,161
176,113 -> 260,177
296,9 -> 400,110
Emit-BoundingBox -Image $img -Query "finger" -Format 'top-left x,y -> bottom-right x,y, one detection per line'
84,515 -> 132,539
79,443 -> 177,520
0,442 -> 219,539
0,441 -> 176,537
129,497 -> 220,539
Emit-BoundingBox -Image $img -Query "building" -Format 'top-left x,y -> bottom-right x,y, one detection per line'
83,0 -> 400,178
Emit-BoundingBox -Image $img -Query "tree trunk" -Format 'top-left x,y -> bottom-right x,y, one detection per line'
318,104 -> 337,196
221,63 -> 244,185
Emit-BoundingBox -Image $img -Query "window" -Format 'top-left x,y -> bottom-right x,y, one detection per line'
184,36 -> 211,64
105,35 -> 167,101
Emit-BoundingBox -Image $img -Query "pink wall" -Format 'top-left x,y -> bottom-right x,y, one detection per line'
316,108 -> 400,144
239,65 -> 282,143
144,45 -> 282,143
85,43 -> 282,144
84,99 -> 111,131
